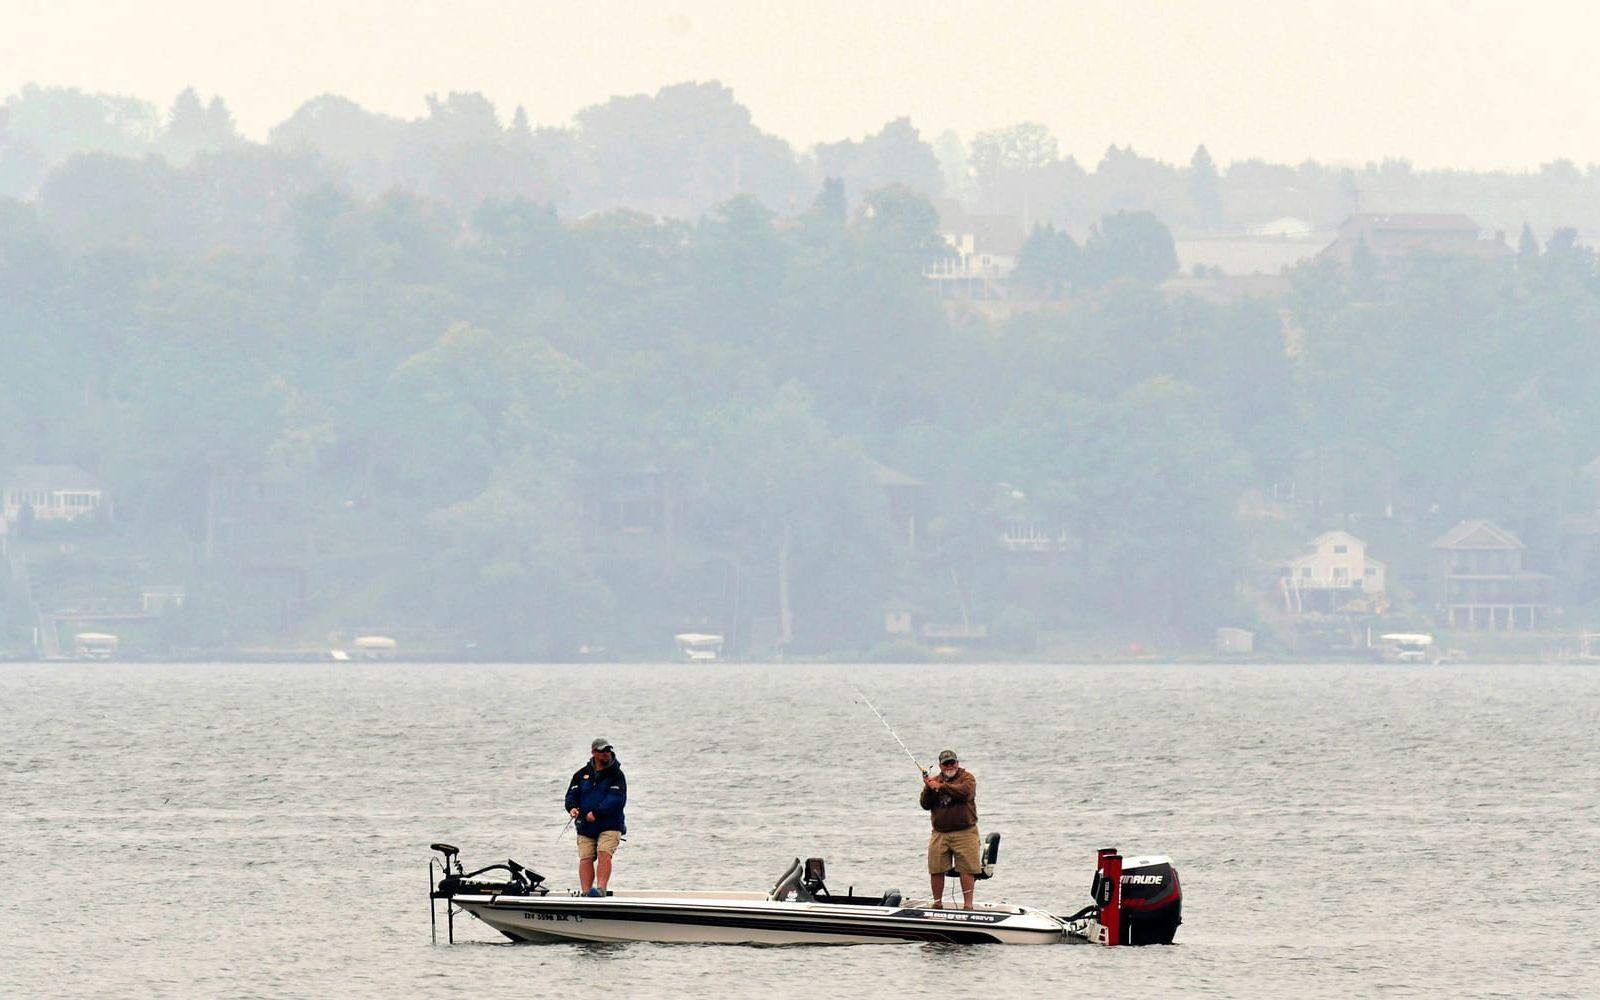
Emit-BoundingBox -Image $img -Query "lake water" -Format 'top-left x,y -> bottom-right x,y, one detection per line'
3,662 -> 1596,998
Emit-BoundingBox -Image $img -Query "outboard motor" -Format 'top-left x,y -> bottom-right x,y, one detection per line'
1083,848 -> 1182,946
803,857 -> 828,898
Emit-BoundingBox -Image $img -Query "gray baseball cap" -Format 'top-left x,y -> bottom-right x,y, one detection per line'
938,749 -> 959,764
591,738 -> 614,752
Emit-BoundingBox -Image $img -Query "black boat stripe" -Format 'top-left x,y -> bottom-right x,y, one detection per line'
464,899 -> 1027,929
477,906 -> 1003,944
461,897 -> 1027,928
460,901 -> 1057,944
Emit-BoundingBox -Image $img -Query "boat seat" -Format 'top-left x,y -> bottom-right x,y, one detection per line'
943,832 -> 1001,880
881,890 -> 902,907
768,858 -> 805,901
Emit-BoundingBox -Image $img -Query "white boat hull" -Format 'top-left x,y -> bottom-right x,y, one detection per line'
454,893 -> 1065,945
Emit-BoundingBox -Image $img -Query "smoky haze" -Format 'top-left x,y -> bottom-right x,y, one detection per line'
4,0 -> 1600,170
2,10 -> 1599,663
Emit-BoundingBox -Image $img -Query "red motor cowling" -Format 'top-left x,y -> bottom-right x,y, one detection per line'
1091,849 -> 1182,946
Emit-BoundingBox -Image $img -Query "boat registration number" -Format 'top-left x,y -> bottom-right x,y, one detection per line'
524,911 -> 584,923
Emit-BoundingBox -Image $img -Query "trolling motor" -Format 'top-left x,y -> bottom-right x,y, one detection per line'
430,843 -> 548,944
1063,848 -> 1182,946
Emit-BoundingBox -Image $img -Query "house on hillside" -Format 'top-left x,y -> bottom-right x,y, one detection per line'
988,482 -> 1076,555
866,460 -> 925,554
1174,216 -> 1328,278
1278,530 -> 1388,614
1,465 -> 111,529
1319,213 -> 1509,267
1557,457 -> 1600,605
588,464 -> 711,547
1430,519 -> 1552,629
1249,216 -> 1315,238
881,597 -> 924,638
925,202 -> 1026,300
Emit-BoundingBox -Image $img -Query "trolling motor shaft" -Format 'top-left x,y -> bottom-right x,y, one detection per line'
430,843 -> 549,944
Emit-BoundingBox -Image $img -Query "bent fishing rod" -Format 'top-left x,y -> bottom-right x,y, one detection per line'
849,684 -> 930,776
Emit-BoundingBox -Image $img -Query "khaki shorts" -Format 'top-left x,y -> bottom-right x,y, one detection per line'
577,830 -> 622,861
927,826 -> 982,875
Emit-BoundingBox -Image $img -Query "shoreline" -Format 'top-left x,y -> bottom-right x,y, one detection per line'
4,652 -> 1596,666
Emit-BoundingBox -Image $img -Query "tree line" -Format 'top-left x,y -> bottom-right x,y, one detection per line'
3,84 -> 1599,656
8,82 -> 1600,235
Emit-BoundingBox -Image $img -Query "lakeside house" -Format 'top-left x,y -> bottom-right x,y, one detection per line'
1,465 -> 111,528
1173,216 -> 1329,278
591,465 -> 692,539
1278,530 -> 1388,614
1430,519 -> 1552,630
1557,456 -> 1600,606
866,460 -> 925,554
1319,213 -> 1509,267
925,202 -> 1026,300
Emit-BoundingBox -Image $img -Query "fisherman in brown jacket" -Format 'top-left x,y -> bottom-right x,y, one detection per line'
920,749 -> 980,909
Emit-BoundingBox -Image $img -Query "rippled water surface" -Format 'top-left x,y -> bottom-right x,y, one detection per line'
3,662 -> 1597,998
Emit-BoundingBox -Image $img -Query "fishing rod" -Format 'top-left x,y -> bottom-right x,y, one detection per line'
850,684 -> 929,776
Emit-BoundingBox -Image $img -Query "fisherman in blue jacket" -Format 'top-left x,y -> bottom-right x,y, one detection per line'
565,738 -> 628,896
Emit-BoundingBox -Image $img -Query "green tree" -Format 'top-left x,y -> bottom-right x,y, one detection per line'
413,456 -> 613,658
373,322 -> 587,508
1188,144 -> 1223,228
969,122 -> 1058,226
1082,210 -> 1179,284
268,95 -> 407,193
108,255 -> 298,545
35,153 -> 182,251
689,195 -> 787,346
931,130 -> 969,199
1517,222 -> 1540,264
702,384 -> 894,651
466,197 -> 576,297
814,117 -> 943,201
0,105 -> 47,196
158,87 -> 241,164
1,84 -> 158,162
969,122 -> 1058,182
805,176 -> 848,230
572,81 -> 804,216
855,184 -> 948,272
1011,224 -> 1081,299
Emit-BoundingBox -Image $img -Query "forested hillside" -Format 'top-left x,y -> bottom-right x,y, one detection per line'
3,82 -> 1599,658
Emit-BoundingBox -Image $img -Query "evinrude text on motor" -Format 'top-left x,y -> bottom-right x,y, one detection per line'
1058,848 -> 1183,946
429,840 -> 1181,946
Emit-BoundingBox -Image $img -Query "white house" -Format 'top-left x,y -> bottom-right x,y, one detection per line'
925,202 -> 1027,300
1248,216 -> 1315,238
1279,530 -> 1387,613
2,465 -> 110,527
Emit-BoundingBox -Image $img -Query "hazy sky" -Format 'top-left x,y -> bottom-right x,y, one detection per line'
4,0 -> 1592,170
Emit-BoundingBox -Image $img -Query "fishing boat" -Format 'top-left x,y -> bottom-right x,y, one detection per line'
427,841 -> 1180,947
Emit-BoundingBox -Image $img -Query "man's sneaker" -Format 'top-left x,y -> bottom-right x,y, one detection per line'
586,887 -> 603,897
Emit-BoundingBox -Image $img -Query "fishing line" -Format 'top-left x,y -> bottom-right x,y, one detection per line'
848,683 -> 929,776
